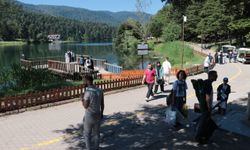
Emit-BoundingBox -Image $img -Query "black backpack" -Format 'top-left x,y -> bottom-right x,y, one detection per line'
166,89 -> 173,106
191,79 -> 207,112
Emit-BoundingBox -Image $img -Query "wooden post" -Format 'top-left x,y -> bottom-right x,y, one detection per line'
247,92 -> 250,120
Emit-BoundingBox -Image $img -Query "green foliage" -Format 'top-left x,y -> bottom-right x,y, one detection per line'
161,22 -> 181,42
0,41 -> 26,46
0,64 -> 77,97
114,19 -> 143,69
154,41 -> 203,67
155,0 -> 250,45
196,0 -> 230,41
147,19 -> 163,38
0,0 -> 115,42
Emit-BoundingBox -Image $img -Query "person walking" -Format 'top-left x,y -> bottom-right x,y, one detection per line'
85,57 -> 92,70
81,75 -> 104,150
214,52 -> 218,64
203,70 -> 218,113
154,61 -> 164,94
90,56 -> 94,70
203,55 -> 211,73
172,70 -> 188,124
142,63 -> 156,101
217,77 -> 231,115
162,57 -> 172,85
195,70 -> 218,144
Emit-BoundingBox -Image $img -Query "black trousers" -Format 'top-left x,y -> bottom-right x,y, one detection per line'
154,84 -> 164,93
146,83 -> 154,98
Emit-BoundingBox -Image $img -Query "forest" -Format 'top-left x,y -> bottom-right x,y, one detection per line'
0,0 -> 115,42
148,0 -> 250,45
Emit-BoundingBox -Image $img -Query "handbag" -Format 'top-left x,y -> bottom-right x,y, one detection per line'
165,106 -> 176,126
157,79 -> 164,85
194,103 -> 201,113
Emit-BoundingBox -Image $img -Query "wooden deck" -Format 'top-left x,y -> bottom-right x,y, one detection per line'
20,55 -> 123,80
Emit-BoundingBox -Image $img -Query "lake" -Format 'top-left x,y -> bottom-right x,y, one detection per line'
0,42 -> 119,68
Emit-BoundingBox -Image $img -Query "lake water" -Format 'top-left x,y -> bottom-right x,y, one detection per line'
0,42 -> 119,68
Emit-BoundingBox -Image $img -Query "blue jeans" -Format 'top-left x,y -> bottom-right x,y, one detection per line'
173,97 -> 185,112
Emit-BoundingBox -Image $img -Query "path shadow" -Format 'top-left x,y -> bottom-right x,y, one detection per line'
55,103 -> 250,150
146,95 -> 166,102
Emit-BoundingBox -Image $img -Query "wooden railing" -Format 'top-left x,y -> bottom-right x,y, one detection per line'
20,59 -> 48,69
76,54 -> 123,74
0,76 -> 143,113
76,54 -> 107,69
20,56 -> 65,69
48,60 -> 99,78
48,60 -> 73,74
104,62 -> 123,74
100,70 -> 144,80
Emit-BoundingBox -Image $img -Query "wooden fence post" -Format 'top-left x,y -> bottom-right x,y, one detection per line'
247,92 -> 250,120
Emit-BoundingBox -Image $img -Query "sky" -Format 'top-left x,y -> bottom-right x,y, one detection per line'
18,0 -> 165,14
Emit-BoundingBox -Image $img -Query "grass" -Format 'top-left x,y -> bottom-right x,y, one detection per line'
0,41 -> 26,46
154,41 -> 204,68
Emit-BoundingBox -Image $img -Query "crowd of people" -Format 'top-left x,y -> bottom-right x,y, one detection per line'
214,50 -> 238,64
79,56 -> 94,70
64,50 -> 95,72
80,55 -> 232,149
141,57 -> 171,100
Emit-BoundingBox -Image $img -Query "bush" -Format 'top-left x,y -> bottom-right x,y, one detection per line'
0,64 -> 68,97
162,22 -> 181,42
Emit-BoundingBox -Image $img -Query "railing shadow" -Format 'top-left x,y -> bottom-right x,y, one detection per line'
54,103 -> 250,150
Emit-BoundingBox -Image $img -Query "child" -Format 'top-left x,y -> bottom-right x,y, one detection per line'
217,77 -> 231,115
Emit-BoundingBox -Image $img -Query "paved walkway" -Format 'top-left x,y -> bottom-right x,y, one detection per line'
1,60 -> 250,149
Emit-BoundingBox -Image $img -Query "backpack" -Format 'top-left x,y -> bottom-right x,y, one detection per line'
166,89 -> 174,106
191,79 -> 207,112
85,59 -> 91,67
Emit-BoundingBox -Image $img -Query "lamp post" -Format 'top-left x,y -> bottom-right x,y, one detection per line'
181,15 -> 187,69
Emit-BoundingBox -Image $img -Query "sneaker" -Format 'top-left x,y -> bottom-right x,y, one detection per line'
145,97 -> 150,101
149,96 -> 155,100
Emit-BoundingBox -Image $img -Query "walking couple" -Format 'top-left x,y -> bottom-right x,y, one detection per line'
141,57 -> 171,101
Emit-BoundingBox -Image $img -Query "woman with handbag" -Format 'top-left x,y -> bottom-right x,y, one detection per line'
172,70 -> 188,126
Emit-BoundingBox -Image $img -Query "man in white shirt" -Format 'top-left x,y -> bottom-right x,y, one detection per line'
162,57 -> 172,85
204,55 -> 211,73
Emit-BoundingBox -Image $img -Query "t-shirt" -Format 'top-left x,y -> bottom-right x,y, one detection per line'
162,60 -> 171,74
173,80 -> 187,97
145,69 -> 156,84
204,56 -> 210,67
83,85 -> 103,115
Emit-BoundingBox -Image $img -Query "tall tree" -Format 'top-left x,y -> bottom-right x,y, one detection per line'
196,0 -> 230,42
114,19 -> 143,69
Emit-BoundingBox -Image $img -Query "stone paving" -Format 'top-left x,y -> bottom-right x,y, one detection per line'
1,55 -> 250,149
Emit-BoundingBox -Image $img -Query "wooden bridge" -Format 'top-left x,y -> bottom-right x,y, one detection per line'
20,55 -> 123,80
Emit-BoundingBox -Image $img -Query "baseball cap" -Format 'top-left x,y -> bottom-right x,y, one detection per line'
223,77 -> 228,82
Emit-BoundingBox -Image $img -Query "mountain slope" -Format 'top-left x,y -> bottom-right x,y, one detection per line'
18,2 -> 151,25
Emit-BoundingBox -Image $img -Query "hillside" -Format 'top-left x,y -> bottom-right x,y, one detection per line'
0,0 -> 114,41
17,2 -> 151,25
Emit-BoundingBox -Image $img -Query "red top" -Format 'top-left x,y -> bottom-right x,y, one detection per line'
145,69 -> 156,84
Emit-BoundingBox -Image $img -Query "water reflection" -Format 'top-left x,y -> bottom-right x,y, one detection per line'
0,42 -> 118,68
48,43 -> 61,51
